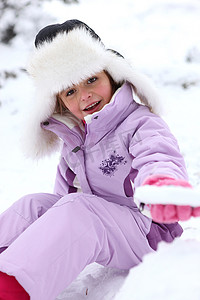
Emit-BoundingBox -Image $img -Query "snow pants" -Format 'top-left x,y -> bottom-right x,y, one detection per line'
0,192 -> 180,300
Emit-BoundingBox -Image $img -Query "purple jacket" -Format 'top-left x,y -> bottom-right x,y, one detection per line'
42,83 -> 188,210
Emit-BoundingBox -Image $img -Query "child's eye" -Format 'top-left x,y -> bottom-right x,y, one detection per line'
87,77 -> 97,84
66,89 -> 75,97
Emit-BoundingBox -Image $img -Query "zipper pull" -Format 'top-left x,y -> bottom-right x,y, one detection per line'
72,146 -> 81,153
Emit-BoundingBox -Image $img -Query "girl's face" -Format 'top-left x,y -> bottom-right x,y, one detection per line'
59,71 -> 114,120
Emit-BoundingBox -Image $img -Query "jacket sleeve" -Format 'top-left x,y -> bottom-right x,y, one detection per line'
128,107 -> 189,189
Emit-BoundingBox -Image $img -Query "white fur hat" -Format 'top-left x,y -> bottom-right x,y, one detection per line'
25,19 -> 162,159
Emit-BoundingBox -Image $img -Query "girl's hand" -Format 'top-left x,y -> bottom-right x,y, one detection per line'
150,203 -> 200,223
143,175 -> 200,223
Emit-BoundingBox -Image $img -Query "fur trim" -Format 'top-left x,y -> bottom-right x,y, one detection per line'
25,27 -> 163,159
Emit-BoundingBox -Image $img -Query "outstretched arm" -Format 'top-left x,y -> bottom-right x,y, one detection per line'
128,110 -> 200,223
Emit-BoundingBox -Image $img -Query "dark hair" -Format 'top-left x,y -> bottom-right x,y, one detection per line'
55,94 -> 67,115
104,70 -> 122,94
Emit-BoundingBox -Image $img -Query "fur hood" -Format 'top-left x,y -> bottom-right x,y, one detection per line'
24,25 -> 163,159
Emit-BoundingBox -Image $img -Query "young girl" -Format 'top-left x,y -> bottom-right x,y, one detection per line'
0,19 -> 199,300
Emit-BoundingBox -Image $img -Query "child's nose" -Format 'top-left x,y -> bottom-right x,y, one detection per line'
79,87 -> 92,101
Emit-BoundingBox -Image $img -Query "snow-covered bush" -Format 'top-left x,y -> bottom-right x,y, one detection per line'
0,0 -> 78,44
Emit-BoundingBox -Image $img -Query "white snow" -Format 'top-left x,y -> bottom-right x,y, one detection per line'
1,0 -> 200,299
115,239 -> 200,300
135,185 -> 200,206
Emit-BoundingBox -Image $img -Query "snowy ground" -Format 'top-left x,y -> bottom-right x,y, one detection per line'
1,0 -> 200,299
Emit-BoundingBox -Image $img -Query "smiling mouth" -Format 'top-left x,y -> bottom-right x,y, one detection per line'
83,101 -> 101,111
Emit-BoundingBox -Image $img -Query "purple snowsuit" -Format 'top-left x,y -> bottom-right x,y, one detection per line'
0,83 -> 187,299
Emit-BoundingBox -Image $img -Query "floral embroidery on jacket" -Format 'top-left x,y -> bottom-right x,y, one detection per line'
99,151 -> 127,176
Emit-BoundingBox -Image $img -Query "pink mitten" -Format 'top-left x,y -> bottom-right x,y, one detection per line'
143,175 -> 200,223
